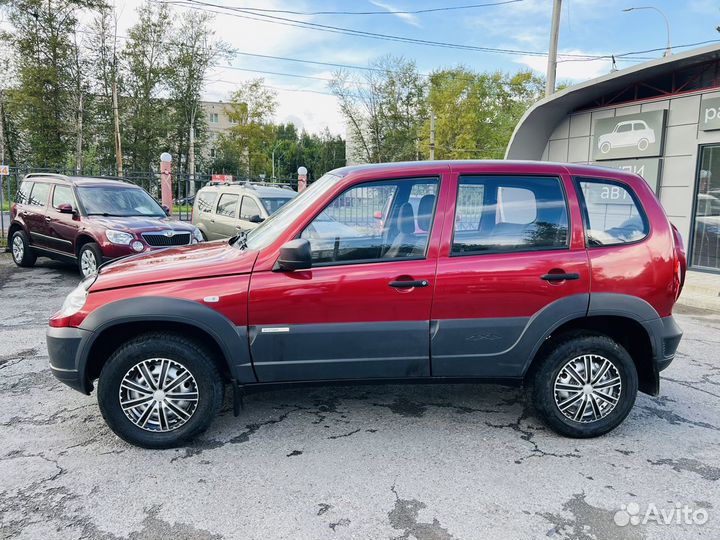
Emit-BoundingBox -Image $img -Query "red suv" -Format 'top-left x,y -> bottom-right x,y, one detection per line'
10,173 -> 204,277
46,161 -> 685,448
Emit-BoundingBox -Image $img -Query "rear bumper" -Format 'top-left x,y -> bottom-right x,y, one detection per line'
47,326 -> 93,394
656,315 -> 682,372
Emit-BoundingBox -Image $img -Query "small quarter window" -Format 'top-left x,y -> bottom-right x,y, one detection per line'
576,178 -> 648,246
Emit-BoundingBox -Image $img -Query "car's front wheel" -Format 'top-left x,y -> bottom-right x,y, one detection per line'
637,138 -> 649,151
11,230 -> 37,268
78,242 -> 102,278
528,333 -> 638,438
97,332 -> 224,448
599,141 -> 611,154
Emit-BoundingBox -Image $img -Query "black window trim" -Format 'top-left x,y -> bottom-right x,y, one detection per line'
297,175 -> 442,269
573,175 -> 651,248
449,173 -> 571,258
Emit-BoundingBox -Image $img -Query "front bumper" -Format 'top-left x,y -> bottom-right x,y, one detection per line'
47,326 -> 93,394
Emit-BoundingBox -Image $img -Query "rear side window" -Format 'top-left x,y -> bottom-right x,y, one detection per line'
216,193 -> 239,218
452,176 -> 569,255
16,181 -> 32,204
576,178 -> 648,246
196,191 -> 217,213
240,196 -> 262,220
28,182 -> 50,207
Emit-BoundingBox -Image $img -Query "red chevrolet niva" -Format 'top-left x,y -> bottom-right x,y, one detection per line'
46,161 -> 685,448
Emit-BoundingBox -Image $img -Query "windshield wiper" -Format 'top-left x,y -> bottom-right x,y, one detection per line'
86,212 -> 128,217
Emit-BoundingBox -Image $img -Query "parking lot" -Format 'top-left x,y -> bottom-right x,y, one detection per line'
0,253 -> 718,540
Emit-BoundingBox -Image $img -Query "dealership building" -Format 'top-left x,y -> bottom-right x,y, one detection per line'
506,44 -> 720,273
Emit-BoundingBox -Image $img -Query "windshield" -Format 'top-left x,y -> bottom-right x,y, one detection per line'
244,173 -> 343,250
261,196 -> 294,215
78,186 -> 165,217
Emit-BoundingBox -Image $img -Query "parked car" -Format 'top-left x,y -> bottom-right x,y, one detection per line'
9,173 -> 204,278
192,182 -> 296,240
47,161 -> 685,448
598,120 -> 656,154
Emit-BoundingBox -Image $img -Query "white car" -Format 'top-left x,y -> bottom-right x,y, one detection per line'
598,120 -> 656,154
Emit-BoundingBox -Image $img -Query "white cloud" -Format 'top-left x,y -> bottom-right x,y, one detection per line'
370,0 -> 421,28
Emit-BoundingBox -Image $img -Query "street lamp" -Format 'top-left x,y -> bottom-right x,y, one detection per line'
623,6 -> 671,57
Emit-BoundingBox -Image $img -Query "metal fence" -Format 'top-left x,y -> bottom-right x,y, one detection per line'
0,167 -> 299,238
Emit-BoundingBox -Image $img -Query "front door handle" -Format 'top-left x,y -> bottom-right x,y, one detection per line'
389,279 -> 429,289
541,273 -> 580,282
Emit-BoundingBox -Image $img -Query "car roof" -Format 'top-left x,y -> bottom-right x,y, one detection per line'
23,174 -> 144,189
329,159 -> 644,182
199,183 -> 295,197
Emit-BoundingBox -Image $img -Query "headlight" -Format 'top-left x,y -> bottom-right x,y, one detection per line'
106,229 -> 134,245
192,228 -> 204,243
57,277 -> 93,318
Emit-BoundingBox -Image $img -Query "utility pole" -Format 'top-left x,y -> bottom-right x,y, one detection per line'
112,80 -> 123,176
0,90 -> 6,165
188,107 -> 196,195
545,0 -> 562,97
429,111 -> 436,160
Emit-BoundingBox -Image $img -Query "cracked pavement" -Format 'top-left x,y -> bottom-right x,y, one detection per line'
0,253 -> 718,539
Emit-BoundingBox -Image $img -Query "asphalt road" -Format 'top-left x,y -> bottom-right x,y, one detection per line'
1,253 -> 719,540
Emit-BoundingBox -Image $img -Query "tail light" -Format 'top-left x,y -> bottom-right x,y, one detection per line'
670,223 -> 686,301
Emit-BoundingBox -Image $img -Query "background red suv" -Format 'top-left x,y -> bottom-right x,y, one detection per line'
9,173 -> 204,277
46,161 -> 685,448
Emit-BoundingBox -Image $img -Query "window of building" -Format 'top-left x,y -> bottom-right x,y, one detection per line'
216,193 -> 239,217
691,145 -> 720,271
576,178 -> 648,246
210,148 -> 217,158
210,112 -> 219,123
452,176 -> 569,255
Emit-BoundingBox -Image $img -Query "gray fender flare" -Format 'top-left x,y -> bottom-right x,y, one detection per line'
77,296 -> 256,386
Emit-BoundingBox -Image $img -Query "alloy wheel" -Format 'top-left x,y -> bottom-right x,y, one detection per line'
119,358 -> 199,432
12,235 -> 24,263
80,249 -> 98,277
553,354 -> 622,423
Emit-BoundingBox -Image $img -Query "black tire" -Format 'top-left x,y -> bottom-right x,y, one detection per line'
528,332 -> 638,438
10,229 -> 37,268
77,242 -> 103,278
97,332 -> 224,449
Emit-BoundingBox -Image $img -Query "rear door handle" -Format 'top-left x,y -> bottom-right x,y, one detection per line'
389,280 -> 429,289
541,273 -> 580,282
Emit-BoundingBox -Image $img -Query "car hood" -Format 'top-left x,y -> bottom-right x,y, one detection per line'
90,241 -> 258,291
84,215 -> 195,233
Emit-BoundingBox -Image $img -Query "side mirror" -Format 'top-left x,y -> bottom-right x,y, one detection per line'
162,204 -> 171,216
248,214 -> 264,224
274,238 -> 311,272
57,203 -> 74,214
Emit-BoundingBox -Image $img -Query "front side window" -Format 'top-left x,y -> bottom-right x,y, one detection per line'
77,186 -> 165,217
196,191 -> 217,213
301,178 -> 438,265
240,196 -> 262,220
452,176 -> 569,255
52,185 -> 75,209
16,181 -> 32,204
576,178 -> 648,246
28,182 -> 50,207
261,197 -> 293,215
216,193 -> 239,218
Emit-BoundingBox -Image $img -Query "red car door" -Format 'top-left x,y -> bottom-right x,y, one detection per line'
248,174 -> 449,382
430,164 -> 590,378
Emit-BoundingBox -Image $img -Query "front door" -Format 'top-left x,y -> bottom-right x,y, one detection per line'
431,172 -> 590,378
248,176 -> 443,382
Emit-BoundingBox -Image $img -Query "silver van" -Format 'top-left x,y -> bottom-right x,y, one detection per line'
192,182 -> 296,240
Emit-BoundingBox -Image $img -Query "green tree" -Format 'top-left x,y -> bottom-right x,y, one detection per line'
330,55 -> 427,163
214,78 -> 277,177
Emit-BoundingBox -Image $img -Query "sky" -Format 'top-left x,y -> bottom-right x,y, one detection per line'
86,0 -> 720,136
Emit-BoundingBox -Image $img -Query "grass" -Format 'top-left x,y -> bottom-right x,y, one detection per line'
172,204 -> 193,216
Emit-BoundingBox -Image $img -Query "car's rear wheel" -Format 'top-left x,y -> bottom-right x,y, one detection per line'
78,242 -> 102,278
637,138 -> 649,151
11,230 -> 37,268
600,141 -> 611,154
528,333 -> 638,438
97,333 -> 224,448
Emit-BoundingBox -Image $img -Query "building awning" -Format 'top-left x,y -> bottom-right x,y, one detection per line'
505,43 -> 720,160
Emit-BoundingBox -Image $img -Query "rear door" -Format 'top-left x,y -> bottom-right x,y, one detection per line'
431,170 -> 590,378
24,182 -> 52,248
247,176 -> 445,382
47,184 -> 80,255
212,192 -> 240,239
